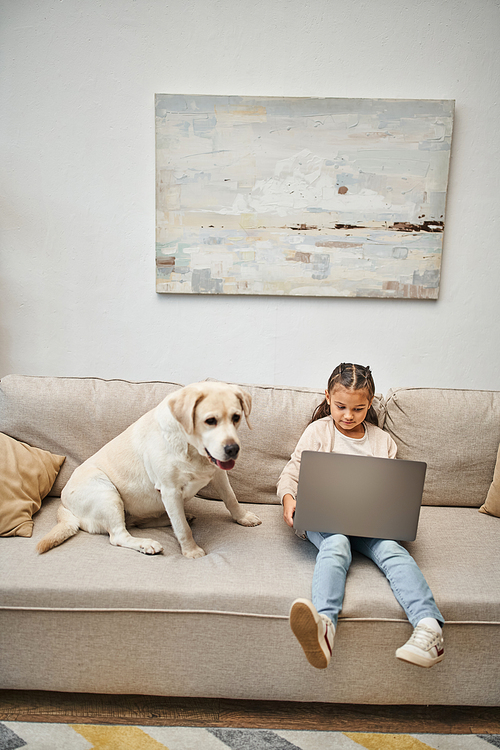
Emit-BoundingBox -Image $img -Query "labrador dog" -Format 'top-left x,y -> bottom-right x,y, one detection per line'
37,381 -> 261,558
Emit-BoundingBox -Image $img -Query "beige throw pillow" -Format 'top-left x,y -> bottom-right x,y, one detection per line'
479,443 -> 500,517
0,433 -> 65,537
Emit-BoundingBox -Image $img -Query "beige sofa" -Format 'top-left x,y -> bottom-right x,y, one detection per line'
1,374 -> 499,706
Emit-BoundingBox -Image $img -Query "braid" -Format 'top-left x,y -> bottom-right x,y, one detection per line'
311,398 -> 331,422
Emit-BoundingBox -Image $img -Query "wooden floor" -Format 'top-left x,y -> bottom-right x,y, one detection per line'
0,691 -> 499,734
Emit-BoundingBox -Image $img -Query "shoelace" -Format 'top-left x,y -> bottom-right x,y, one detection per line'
408,625 -> 441,651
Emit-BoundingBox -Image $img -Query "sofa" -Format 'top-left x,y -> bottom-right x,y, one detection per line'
1,374 -> 499,706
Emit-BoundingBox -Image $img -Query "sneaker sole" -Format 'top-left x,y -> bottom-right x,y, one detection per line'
396,647 -> 444,669
290,600 -> 329,669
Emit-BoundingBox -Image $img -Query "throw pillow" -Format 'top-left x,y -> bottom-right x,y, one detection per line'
0,432 -> 65,537
479,443 -> 500,518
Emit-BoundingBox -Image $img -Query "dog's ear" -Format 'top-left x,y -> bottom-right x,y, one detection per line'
235,387 -> 252,429
167,386 -> 204,435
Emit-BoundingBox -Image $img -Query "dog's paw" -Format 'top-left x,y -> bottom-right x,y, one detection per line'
236,511 -> 262,527
140,539 -> 164,555
182,544 -> 206,559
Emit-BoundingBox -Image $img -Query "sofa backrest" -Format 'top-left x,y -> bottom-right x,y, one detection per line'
5,375 -> 495,508
384,387 -> 500,507
0,375 -> 182,495
0,375 -> 385,504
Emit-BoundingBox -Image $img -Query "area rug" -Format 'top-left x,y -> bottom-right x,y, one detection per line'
1,723 -> 500,750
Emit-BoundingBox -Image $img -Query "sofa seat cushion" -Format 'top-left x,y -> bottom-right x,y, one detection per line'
384,387 -> 500,506
0,376 -> 183,495
1,497 -> 498,626
2,498 -> 499,704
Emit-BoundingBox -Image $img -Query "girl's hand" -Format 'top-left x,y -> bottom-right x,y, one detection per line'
283,494 -> 296,528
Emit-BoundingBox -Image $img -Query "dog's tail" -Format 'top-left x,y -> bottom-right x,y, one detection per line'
36,505 -> 80,554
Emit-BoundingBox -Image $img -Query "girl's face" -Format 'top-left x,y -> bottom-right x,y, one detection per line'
326,385 -> 373,438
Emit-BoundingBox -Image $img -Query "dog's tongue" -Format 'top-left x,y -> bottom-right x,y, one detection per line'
215,458 -> 235,471
205,449 -> 236,471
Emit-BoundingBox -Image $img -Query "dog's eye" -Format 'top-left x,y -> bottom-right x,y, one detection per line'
232,414 -> 241,424
205,417 -> 217,426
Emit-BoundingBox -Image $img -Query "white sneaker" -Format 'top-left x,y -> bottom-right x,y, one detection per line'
396,623 -> 444,668
289,598 -> 335,669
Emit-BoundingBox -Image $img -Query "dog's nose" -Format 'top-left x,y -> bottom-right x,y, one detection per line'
224,443 -> 240,458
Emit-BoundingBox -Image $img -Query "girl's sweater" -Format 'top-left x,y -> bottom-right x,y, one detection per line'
277,416 -> 398,503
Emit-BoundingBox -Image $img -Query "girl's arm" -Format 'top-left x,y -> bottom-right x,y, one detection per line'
276,423 -> 317,503
366,422 -> 398,459
389,434 -> 398,459
277,419 -> 332,516
282,493 -> 296,527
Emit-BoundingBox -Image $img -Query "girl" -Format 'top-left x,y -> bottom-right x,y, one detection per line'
278,363 -> 444,670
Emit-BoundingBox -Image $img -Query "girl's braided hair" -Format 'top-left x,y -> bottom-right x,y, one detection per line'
311,363 -> 378,426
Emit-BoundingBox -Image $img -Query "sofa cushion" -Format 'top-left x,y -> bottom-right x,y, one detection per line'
0,375 -> 183,495
384,388 -> 500,506
198,380 -> 386,504
479,443 -> 500,517
0,433 -> 65,537
1,497 -> 500,703
1,497 -> 498,626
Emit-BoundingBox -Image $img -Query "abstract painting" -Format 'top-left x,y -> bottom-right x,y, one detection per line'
156,95 -> 454,298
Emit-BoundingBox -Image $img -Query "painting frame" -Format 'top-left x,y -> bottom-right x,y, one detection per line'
156,95 -> 454,299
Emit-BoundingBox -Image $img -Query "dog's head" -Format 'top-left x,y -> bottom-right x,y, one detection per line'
165,381 -> 251,470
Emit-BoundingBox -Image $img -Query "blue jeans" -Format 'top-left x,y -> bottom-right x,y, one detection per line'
306,531 -> 444,629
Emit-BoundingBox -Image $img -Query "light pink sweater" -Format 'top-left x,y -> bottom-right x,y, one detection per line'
277,416 -> 398,503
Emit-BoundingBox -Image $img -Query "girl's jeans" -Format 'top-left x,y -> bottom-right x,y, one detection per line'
306,531 -> 444,629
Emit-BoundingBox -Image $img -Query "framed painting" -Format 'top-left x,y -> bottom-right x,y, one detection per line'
156,95 -> 454,298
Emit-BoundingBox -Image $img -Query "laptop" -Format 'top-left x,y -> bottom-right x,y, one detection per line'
293,451 -> 427,541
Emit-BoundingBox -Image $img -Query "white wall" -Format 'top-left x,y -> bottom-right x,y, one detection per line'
1,0 -> 499,396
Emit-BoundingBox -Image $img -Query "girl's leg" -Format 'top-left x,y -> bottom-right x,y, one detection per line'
306,531 -> 352,628
351,537 -> 444,627
289,531 -> 349,668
